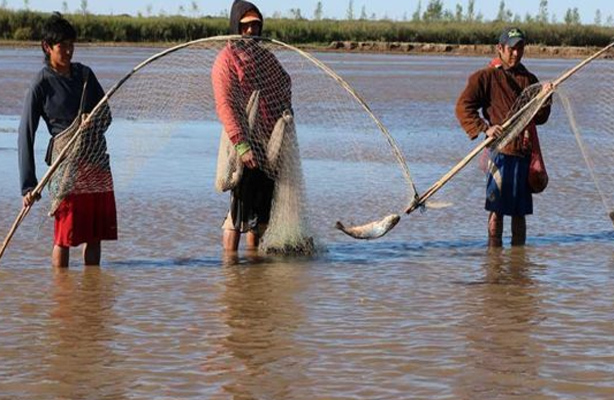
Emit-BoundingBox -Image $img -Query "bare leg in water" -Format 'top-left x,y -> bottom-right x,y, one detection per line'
52,245 -> 69,268
488,212 -> 504,247
223,229 -> 241,252
52,241 -> 102,268
245,231 -> 259,250
511,216 -> 526,246
223,229 -> 261,251
83,241 -> 101,265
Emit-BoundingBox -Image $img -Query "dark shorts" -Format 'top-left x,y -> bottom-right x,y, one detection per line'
485,152 -> 532,216
223,168 -> 275,233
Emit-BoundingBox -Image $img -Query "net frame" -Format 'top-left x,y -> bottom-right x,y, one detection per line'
404,42 -> 614,216
1,35 -> 421,259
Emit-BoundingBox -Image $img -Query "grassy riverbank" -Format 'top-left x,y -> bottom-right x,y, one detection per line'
2,9 -> 614,48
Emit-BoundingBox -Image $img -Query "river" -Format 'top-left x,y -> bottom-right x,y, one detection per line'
1,43 -> 613,399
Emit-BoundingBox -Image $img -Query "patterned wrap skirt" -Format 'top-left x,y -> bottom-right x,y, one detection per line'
485,152 -> 532,216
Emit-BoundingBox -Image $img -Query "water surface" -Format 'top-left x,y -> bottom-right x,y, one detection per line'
1,45 -> 614,399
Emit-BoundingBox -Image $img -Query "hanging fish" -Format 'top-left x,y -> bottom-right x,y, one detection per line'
335,214 -> 400,240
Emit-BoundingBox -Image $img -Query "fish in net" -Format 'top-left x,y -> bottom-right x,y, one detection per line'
31,36 -> 419,255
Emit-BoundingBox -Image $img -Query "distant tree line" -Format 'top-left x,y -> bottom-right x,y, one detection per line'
2,0 -> 613,26
0,8 -> 613,47
404,0 -> 611,26
310,0 -> 612,27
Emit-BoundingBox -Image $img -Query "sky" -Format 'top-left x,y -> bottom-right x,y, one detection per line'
2,0 -> 612,24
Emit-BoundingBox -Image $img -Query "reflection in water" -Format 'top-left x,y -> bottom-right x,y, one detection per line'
2,49 -> 614,399
459,248 -> 545,399
46,267 -> 127,399
483,247 -> 535,285
214,254 -> 310,399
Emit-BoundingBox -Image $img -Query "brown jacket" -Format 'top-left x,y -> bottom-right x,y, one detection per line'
455,60 -> 551,155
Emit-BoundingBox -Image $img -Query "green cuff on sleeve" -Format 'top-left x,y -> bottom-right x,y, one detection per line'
235,141 -> 251,156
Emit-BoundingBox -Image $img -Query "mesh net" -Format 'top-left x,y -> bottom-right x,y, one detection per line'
214,89 -> 258,193
48,102 -> 113,215
492,82 -> 551,154
45,36 -> 417,252
488,47 -> 614,224
556,56 -> 614,222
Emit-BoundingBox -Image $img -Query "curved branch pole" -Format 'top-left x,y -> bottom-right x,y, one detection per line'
0,110 -> 99,261
337,41 -> 614,240
1,35 -> 419,260
405,41 -> 614,216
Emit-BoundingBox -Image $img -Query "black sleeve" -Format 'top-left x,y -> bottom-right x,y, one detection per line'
18,80 -> 43,195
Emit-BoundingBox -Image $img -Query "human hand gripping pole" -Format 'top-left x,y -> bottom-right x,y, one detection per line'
335,41 -> 614,239
0,35 -> 423,256
0,106 -> 106,262
404,41 -> 614,216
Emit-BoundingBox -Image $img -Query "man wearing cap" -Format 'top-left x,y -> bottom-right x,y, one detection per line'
212,0 -> 292,251
455,27 -> 553,247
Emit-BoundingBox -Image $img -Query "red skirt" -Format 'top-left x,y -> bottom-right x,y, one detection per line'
54,191 -> 118,247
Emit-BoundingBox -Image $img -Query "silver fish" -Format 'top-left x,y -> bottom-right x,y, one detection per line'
335,214 -> 401,240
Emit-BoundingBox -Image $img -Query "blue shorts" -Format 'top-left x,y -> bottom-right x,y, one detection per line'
485,152 -> 532,216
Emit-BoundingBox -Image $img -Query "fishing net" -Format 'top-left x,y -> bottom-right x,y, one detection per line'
48,102 -> 113,215
492,82 -> 551,153
488,48 -> 614,225
477,83 -> 552,191
556,57 -> 614,223
406,80 -> 553,215
44,36 -> 417,253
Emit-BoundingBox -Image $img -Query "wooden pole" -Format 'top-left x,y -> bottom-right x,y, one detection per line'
0,205 -> 32,260
0,112 -> 97,263
405,41 -> 614,215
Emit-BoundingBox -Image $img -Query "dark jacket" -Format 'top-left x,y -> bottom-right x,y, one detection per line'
18,63 -> 107,195
456,60 -> 551,156
229,0 -> 263,34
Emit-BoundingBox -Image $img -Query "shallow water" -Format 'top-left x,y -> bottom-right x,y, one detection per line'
1,45 -> 614,399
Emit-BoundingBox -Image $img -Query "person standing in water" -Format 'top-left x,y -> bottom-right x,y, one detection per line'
212,0 -> 292,252
455,27 -> 553,247
18,12 -> 117,267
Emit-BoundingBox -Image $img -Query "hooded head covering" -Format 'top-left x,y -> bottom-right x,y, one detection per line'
229,0 -> 264,35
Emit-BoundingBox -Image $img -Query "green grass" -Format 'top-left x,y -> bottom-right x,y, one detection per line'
1,10 -> 613,47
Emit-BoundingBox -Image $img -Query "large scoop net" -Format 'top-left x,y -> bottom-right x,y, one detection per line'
46,36 -> 418,253
492,82 -> 551,153
48,102 -> 113,215
556,57 -> 614,223
488,47 -> 614,225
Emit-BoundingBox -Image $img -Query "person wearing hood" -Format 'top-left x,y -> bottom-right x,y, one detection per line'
455,27 -> 553,247
212,0 -> 292,252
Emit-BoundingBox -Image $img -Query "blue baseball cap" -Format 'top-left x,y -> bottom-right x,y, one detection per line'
499,27 -> 525,47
